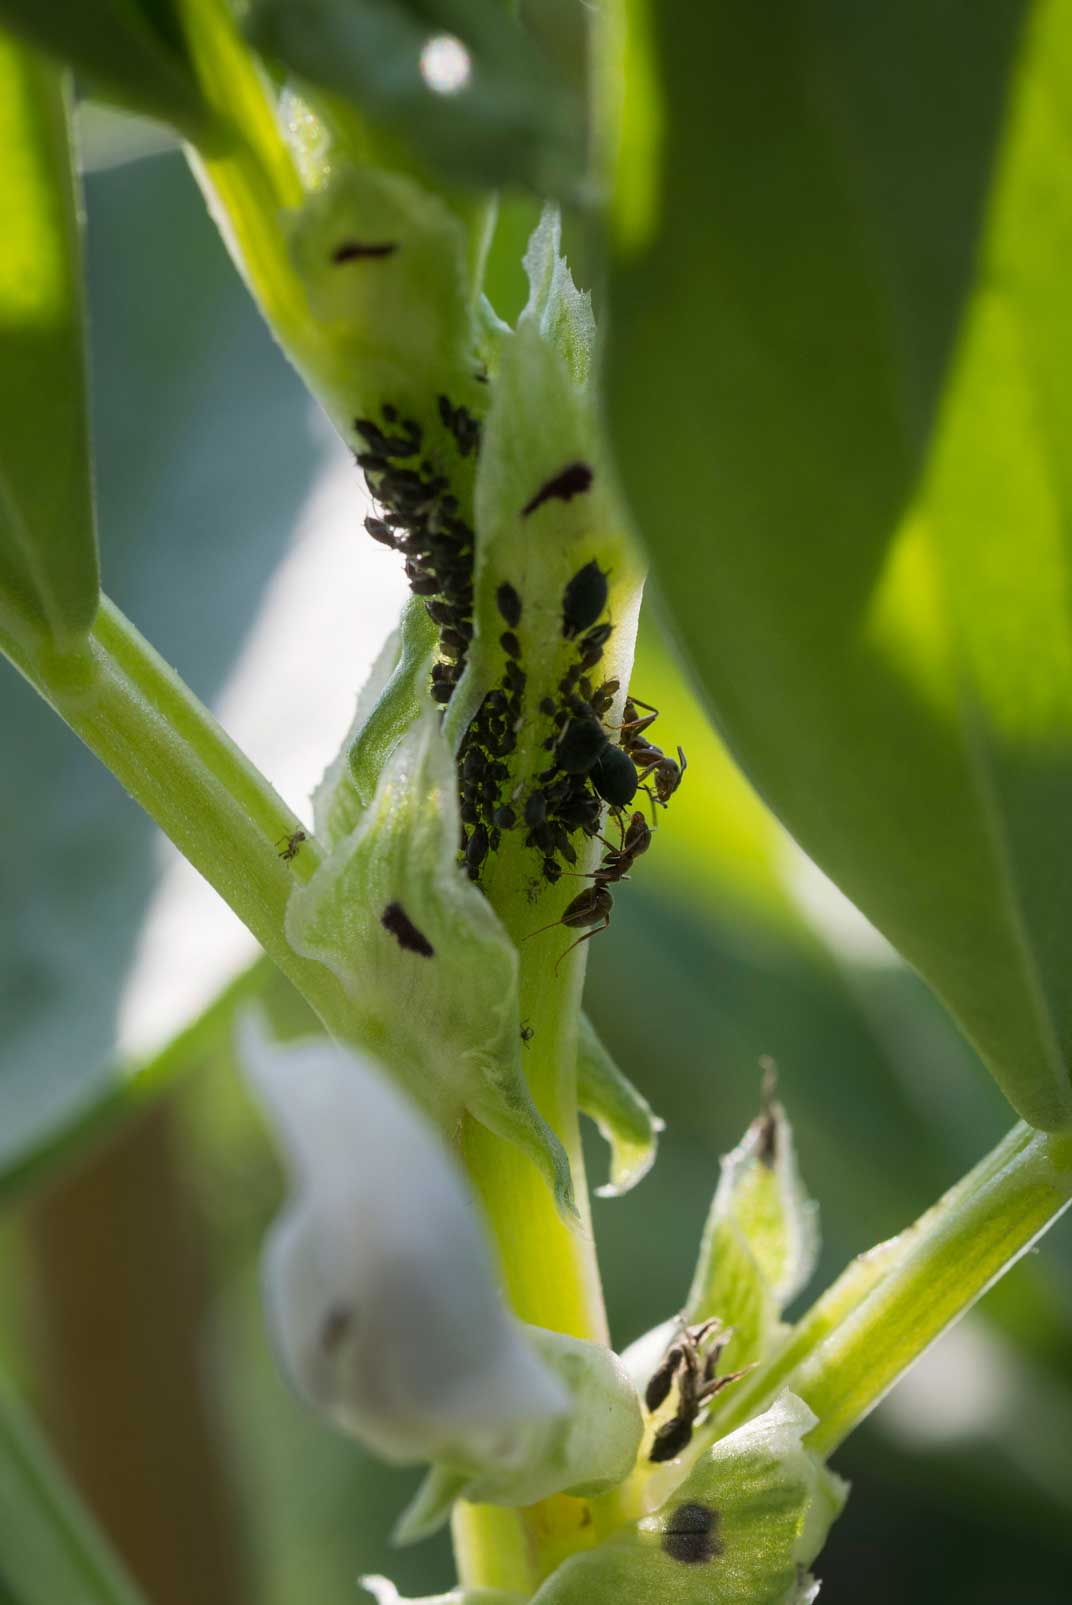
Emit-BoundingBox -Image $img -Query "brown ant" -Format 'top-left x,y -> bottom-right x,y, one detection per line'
637,745 -> 688,809
645,1318 -> 754,1463
564,809 -> 652,887
525,883 -> 614,973
614,696 -> 687,815
275,829 -> 307,862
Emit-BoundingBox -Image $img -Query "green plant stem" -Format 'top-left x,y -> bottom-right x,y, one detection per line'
0,597 -> 350,1029
452,582 -> 644,1593
0,1380 -> 146,1604
717,1121 -> 1072,1454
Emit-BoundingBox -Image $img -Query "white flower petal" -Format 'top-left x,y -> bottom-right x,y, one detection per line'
240,1016 -> 567,1466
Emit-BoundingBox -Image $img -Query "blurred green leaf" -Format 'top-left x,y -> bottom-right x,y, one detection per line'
0,154 -> 332,1190
0,0 -> 219,143
0,39 -> 98,653
607,0 -> 1072,1132
246,0 -> 585,196
0,1382 -> 146,1604
577,1012 -> 663,1198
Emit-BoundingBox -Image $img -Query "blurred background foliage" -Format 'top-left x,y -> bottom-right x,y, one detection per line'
1,121 -> 1071,1604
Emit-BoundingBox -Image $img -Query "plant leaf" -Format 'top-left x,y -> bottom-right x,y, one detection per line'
287,709 -> 576,1215
0,0 -> 218,142
531,1392 -> 846,1605
687,1087 -> 819,1329
0,38 -> 98,653
0,1379 -> 146,1604
360,1578 -> 523,1605
606,1 -> 1072,1132
246,0 -> 585,197
577,1012 -> 663,1198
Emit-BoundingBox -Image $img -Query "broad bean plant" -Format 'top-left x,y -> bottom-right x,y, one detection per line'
2,2 -> 1072,1602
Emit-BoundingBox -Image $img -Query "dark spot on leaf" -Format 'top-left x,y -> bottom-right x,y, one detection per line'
332,240 -> 399,262
321,1305 -> 354,1355
521,461 -> 593,518
381,902 -> 434,957
662,1502 -> 722,1566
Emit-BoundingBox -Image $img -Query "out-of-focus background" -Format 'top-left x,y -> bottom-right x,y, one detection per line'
2,125 -> 1071,1604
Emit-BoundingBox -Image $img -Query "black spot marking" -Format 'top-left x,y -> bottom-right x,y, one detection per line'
332,240 -> 398,262
381,902 -> 434,957
320,1304 -> 354,1355
521,461 -> 594,518
662,1503 -> 722,1566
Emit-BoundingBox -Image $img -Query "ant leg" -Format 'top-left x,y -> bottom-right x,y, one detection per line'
553,917 -> 610,976
640,785 -> 661,826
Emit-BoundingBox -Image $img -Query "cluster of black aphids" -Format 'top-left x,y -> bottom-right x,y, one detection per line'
356,399 -> 479,705
454,555 -> 632,885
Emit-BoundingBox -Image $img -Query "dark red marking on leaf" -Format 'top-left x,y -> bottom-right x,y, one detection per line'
332,240 -> 399,263
521,461 -> 594,518
381,902 -> 435,957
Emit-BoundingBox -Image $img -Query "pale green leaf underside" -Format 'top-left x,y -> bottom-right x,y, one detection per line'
289,712 -> 574,1215
577,1013 -> 663,1197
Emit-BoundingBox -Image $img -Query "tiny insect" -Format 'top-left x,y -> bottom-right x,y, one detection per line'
520,1020 -> 535,1046
636,744 -> 688,809
525,884 -> 614,973
645,1319 -> 753,1463
584,811 -> 652,885
276,830 -> 307,861
496,581 -> 522,629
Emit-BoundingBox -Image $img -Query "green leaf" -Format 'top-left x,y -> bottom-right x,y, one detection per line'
0,39 -> 99,653
687,1085 -> 819,1333
0,1381 -> 146,1605
313,596 -> 438,848
532,1393 -> 846,1605
287,709 -> 576,1215
577,1012 -> 663,1197
360,1579 -> 523,1605
246,0 -> 585,197
0,0 -> 219,142
606,2 -> 1072,1132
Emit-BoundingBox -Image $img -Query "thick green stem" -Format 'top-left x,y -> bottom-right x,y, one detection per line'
453,576 -> 644,1592
717,1121 -> 1072,1454
1,597 -> 350,1029
0,1380 -> 146,1605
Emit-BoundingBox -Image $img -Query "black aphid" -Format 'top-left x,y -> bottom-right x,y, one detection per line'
496,582 -> 522,629
562,560 -> 609,640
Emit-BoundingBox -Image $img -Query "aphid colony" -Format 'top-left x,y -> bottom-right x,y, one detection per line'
356,397 -> 481,707
354,408 -> 687,956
